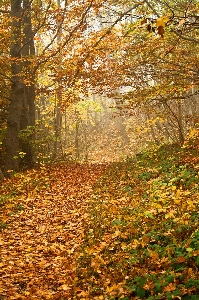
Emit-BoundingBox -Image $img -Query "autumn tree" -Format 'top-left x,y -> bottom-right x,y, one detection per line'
82,0 -> 199,145
1,0 -> 198,172
1,0 -> 117,173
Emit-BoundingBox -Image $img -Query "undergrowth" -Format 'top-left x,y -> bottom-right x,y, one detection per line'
0,128 -> 199,299
76,129 -> 199,300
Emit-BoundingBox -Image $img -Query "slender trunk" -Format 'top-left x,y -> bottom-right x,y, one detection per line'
75,111 -> 80,159
81,120 -> 89,160
52,0 -> 62,159
53,98 -> 62,159
115,116 -> 129,144
100,95 -> 109,137
150,124 -> 159,144
177,100 -> 184,144
163,100 -> 184,144
0,168 -> 4,183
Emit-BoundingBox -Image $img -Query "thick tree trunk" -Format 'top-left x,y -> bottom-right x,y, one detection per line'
4,0 -> 23,174
20,83 -> 36,168
20,0 -> 36,168
4,0 -> 36,175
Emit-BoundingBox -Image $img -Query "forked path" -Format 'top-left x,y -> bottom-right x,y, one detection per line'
0,163 -> 108,299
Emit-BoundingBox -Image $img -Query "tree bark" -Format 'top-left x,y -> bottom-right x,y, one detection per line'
0,168 -> 4,183
4,0 -> 23,174
20,0 -> 36,168
52,0 -> 62,160
4,0 -> 36,175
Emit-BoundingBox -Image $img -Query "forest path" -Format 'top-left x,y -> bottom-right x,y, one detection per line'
0,163 -> 109,299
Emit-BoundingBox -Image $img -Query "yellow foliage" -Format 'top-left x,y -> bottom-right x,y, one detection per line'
156,16 -> 170,27
189,128 -> 198,139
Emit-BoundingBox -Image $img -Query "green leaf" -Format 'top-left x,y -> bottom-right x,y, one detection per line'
16,204 -> 25,211
182,295 -> 199,300
0,222 -> 8,229
186,247 -> 193,252
129,285 -> 136,292
144,211 -> 155,219
136,287 -> 146,298
185,279 -> 199,288
154,282 -> 162,293
166,274 -> 175,283
195,256 -> 199,266
172,289 -> 180,296
111,219 -> 123,226
166,292 -> 172,300
138,277 -> 146,287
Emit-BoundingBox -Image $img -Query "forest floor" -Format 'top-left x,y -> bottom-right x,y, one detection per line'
0,129 -> 199,300
0,163 -> 109,299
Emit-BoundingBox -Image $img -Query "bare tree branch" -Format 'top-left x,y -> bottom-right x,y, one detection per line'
0,9 -> 10,13
172,29 -> 199,44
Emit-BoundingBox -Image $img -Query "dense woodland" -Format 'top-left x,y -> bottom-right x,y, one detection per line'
0,0 -> 198,171
0,0 -> 199,299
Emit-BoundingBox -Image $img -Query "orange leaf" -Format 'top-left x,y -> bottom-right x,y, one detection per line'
164,283 -> 176,292
60,284 -> 70,291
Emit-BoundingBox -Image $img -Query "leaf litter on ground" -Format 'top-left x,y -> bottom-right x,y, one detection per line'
0,163 -> 108,299
0,129 -> 199,300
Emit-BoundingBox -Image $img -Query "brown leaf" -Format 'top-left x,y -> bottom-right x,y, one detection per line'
158,26 -> 164,37
141,18 -> 147,25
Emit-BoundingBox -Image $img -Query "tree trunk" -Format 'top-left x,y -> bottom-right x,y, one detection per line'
53,100 -> 62,160
177,100 -> 184,144
4,0 -> 36,175
0,168 -> 4,183
75,111 -> 80,159
52,0 -> 62,160
20,0 -> 36,168
4,0 -> 23,174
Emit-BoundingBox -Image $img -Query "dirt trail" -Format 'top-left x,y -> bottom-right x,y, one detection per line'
0,163 -> 108,299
